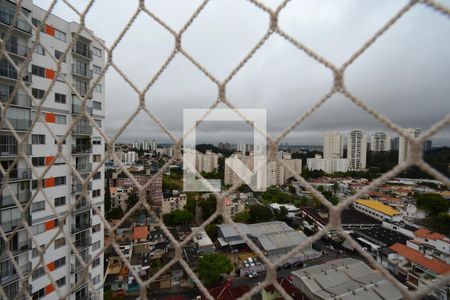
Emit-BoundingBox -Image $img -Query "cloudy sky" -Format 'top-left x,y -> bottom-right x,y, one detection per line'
35,0 -> 450,146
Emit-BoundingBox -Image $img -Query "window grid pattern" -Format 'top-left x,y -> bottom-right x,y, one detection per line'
0,1 -> 449,300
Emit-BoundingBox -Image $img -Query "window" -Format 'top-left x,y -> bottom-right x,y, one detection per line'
54,29 -> 66,42
32,266 -> 45,280
94,84 -> 102,93
55,237 -> 65,249
92,257 -> 100,268
54,256 -> 66,269
32,244 -> 44,258
56,276 -> 66,287
92,275 -> 100,285
31,65 -> 45,77
93,101 -> 101,110
32,134 -> 45,145
55,114 -> 67,124
92,137 -> 101,145
93,154 -> 101,162
55,196 -> 66,207
92,189 -> 101,198
54,157 -> 65,165
31,201 -> 45,212
55,73 -> 66,82
31,18 -> 44,32
55,176 -> 66,186
54,135 -> 66,144
31,88 -> 45,99
93,172 -> 101,180
92,223 -> 101,233
32,157 -> 45,167
93,46 -> 102,58
55,93 -> 66,103
93,65 -> 101,75
92,241 -> 101,251
54,50 -> 65,62
32,223 -> 45,235
34,43 -> 45,55
32,288 -> 45,300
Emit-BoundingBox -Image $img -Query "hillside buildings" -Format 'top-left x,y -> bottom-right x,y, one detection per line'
0,0 -> 105,298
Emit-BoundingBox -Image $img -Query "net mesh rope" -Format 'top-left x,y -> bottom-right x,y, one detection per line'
0,0 -> 449,299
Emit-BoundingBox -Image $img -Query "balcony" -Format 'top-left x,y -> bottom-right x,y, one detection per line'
4,41 -> 29,58
0,191 -> 30,208
72,182 -> 92,195
0,10 -> 32,35
71,221 -> 91,234
75,163 -> 92,174
0,143 -> 32,157
0,261 -> 32,286
72,64 -> 93,79
0,64 -> 32,84
72,124 -> 93,135
0,240 -> 31,258
0,117 -> 32,131
73,199 -> 90,214
71,255 -> 91,273
0,168 -> 31,183
72,103 -> 93,115
73,236 -> 91,249
71,145 -> 92,155
0,92 -> 32,107
72,47 -> 92,60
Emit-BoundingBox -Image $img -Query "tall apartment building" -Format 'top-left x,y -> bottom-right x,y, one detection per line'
150,139 -> 157,151
306,154 -> 348,174
0,1 -> 104,299
347,129 -> 367,171
399,128 -> 421,163
370,131 -> 391,152
323,131 -> 344,159
196,150 -> 219,173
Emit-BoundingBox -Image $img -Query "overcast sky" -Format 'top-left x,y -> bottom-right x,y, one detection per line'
34,0 -> 450,146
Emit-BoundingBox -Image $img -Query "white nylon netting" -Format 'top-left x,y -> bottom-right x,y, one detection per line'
0,0 -> 449,299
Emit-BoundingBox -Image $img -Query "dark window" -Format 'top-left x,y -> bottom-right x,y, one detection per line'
32,157 -> 45,167
54,50 -> 65,62
31,134 -> 45,144
92,189 -> 101,198
32,88 -> 45,99
93,172 -> 101,180
31,65 -> 45,77
55,196 -> 66,207
55,93 -> 66,104
54,176 -> 66,186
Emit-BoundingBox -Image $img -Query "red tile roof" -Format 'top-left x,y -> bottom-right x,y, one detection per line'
202,284 -> 250,300
415,228 -> 448,242
133,226 -> 149,240
390,243 -> 450,275
264,277 -> 304,299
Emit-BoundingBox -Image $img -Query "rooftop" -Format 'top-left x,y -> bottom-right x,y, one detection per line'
355,199 -> 401,216
133,226 -> 149,240
291,258 -> 402,300
353,227 -> 408,247
390,243 -> 450,275
415,228 -> 449,242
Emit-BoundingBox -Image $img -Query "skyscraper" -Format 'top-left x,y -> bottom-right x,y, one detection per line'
0,1 -> 104,298
347,130 -> 367,170
151,139 -> 157,151
370,131 -> 391,152
323,131 -> 344,159
398,128 -> 421,163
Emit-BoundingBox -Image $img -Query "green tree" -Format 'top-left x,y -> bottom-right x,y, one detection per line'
205,223 -> 218,240
274,206 -> 288,221
106,207 -> 124,219
233,211 -> 250,223
126,190 -> 139,212
198,254 -> 233,287
288,184 -> 296,194
416,193 -> 450,215
104,178 -> 111,213
199,195 -> 217,221
248,205 -> 274,223
163,209 -> 193,226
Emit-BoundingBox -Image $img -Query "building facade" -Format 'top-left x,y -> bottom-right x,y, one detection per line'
398,128 -> 421,163
347,129 -> 367,171
306,154 -> 348,174
370,131 -> 391,152
323,131 -> 344,159
0,1 -> 105,299
161,193 -> 187,215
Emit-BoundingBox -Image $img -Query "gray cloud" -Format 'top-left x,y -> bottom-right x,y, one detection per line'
35,0 -> 450,146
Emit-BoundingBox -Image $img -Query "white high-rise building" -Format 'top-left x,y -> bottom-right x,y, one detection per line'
0,1 -> 104,298
307,154 -> 349,174
237,141 -> 246,154
150,139 -> 157,151
399,128 -> 421,163
196,150 -> 219,173
143,140 -> 150,151
370,131 -> 391,152
347,130 -> 367,171
122,151 -> 137,163
323,131 -> 344,159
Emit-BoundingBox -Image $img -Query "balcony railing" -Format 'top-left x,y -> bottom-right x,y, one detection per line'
72,64 -> 93,79
73,236 -> 91,249
0,240 -> 31,257
0,65 -> 32,84
75,163 -> 92,174
0,262 -> 32,286
0,117 -> 32,131
0,191 -> 30,208
71,255 -> 91,273
72,182 -> 92,195
0,168 -> 31,182
0,11 -> 32,34
72,124 -> 93,135
73,199 -> 90,214
72,47 -> 92,59
71,145 -> 92,155
72,103 -> 93,115
0,143 -> 32,156
4,41 -> 29,57
0,92 -> 32,107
